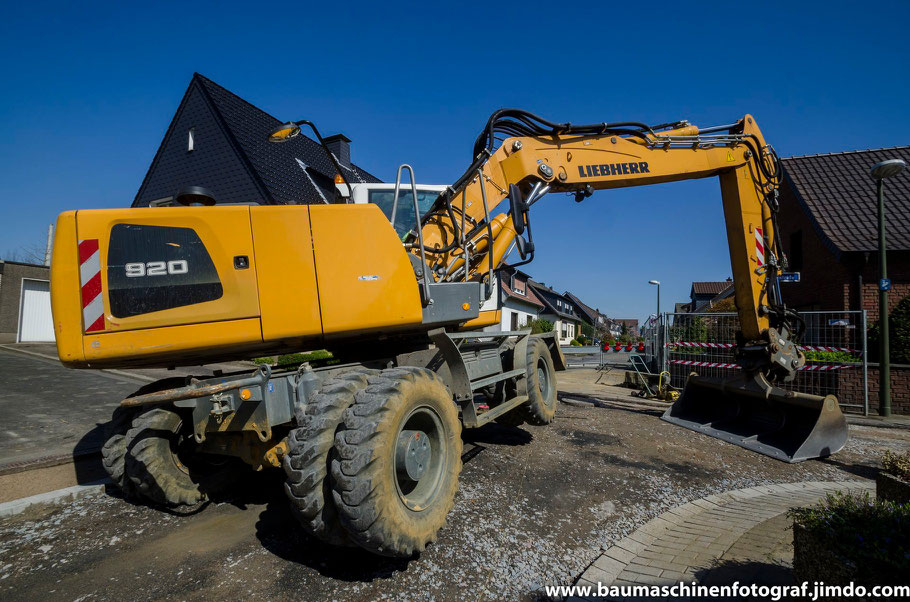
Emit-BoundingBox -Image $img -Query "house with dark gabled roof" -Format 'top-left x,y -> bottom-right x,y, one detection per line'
527,280 -> 582,344
564,291 -> 613,338
777,146 -> 910,415
490,265 -> 544,332
132,73 -> 381,207
777,146 -> 910,320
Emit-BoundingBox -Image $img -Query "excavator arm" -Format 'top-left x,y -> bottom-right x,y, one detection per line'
416,111 -> 799,380
411,110 -> 846,462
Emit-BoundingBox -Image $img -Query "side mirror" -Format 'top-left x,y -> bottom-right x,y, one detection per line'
509,183 -> 528,235
515,235 -> 528,259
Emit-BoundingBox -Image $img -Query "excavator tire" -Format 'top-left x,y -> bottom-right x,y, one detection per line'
283,368 -> 377,546
507,338 -> 558,426
101,406 -> 138,496
125,407 -> 235,506
331,367 -> 462,557
101,378 -> 185,497
493,340 -> 526,427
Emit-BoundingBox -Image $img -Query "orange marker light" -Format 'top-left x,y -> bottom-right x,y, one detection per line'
334,174 -> 344,184
462,302 -> 470,311
240,388 -> 252,400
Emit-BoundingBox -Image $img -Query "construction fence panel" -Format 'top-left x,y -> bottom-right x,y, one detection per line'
660,310 -> 868,414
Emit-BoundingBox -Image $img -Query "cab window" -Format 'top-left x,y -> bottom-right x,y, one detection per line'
368,189 -> 440,238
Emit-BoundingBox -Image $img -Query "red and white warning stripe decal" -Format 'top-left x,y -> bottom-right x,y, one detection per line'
669,359 -> 854,371
78,239 -> 105,333
755,227 -> 765,267
667,341 -> 861,354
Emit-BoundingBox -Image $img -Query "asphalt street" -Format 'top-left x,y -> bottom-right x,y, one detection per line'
0,348 -> 140,468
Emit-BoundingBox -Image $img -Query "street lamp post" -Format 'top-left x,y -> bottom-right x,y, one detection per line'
649,280 -> 661,370
870,159 -> 906,418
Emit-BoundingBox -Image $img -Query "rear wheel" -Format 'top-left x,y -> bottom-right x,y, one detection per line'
331,367 -> 462,557
283,368 -> 376,546
101,378 -> 185,496
101,406 -> 138,495
125,407 -> 236,506
507,338 -> 558,426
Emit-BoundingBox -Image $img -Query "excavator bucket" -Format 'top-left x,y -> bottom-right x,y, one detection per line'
661,372 -> 848,463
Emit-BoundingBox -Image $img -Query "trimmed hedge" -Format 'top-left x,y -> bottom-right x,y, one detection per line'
790,491 -> 910,587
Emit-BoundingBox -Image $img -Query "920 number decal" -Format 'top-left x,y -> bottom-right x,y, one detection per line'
125,260 -> 189,277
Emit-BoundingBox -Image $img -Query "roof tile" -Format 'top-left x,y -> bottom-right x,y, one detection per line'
781,146 -> 910,253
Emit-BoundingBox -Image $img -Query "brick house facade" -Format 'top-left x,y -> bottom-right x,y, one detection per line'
777,146 -> 910,414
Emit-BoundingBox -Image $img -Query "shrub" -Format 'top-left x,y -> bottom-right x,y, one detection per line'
803,350 -> 859,364
254,350 -> 334,366
569,339 -> 582,346
789,491 -> 910,580
883,450 -> 910,481
868,294 -> 910,364
528,318 -> 554,334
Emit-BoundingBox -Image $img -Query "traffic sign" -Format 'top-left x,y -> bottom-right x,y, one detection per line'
779,272 -> 801,283
880,278 -> 892,291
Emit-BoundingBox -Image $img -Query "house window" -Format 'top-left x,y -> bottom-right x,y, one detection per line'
789,230 -> 803,271
187,128 -> 195,152
513,279 -> 526,295
511,312 -> 519,330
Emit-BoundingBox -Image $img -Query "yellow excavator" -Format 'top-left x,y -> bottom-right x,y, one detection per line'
50,109 -> 847,557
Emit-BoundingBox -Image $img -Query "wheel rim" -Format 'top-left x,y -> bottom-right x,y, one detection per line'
393,405 -> 447,511
169,418 -> 227,476
537,357 -> 552,402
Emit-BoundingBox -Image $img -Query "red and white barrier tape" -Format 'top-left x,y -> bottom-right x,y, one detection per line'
669,359 -> 855,371
666,342 -> 860,354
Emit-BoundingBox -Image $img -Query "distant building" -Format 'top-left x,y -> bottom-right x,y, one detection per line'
686,280 -> 733,313
133,73 -> 381,208
0,260 -> 53,343
494,265 -> 544,331
613,318 -> 640,338
564,291 -> 616,339
527,280 -> 583,345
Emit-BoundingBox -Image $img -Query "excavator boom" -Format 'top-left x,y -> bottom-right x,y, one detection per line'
409,110 -> 847,461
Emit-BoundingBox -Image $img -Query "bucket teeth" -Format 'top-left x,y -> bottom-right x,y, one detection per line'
661,372 -> 848,463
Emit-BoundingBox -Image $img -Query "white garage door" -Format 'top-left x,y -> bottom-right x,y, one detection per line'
18,279 -> 56,342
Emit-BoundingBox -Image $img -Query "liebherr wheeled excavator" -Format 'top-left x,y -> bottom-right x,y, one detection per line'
50,109 -> 847,557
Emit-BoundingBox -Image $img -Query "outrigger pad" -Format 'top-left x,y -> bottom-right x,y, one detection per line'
661,372 -> 848,463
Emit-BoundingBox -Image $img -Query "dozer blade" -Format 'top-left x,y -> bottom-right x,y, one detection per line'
661,372 -> 848,463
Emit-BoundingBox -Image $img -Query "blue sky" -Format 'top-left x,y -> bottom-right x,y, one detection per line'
1,1 -> 908,322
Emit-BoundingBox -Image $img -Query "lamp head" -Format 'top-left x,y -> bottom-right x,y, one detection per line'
648,280 -> 660,285
870,159 -> 906,180
268,122 -> 301,143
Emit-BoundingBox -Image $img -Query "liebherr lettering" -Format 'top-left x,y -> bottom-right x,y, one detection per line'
577,162 -> 650,177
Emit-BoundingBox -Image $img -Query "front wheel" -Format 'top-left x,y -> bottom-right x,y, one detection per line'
331,367 -> 462,557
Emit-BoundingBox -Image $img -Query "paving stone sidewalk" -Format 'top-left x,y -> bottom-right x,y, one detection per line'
572,480 -> 873,599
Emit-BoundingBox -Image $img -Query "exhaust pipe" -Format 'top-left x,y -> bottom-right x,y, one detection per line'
661,372 -> 848,463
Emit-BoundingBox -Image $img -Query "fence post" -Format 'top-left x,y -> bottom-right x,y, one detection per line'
862,309 -> 869,417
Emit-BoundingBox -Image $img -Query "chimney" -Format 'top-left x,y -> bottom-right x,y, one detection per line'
324,134 -> 352,169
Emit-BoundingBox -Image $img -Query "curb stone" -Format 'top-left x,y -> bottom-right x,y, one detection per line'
573,479 -> 873,598
0,479 -> 111,518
